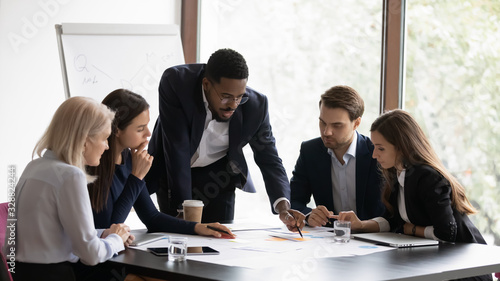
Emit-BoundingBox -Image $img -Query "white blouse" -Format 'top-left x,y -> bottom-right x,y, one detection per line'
11,150 -> 124,265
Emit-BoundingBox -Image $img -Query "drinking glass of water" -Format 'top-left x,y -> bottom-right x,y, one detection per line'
169,237 -> 188,261
333,220 -> 351,243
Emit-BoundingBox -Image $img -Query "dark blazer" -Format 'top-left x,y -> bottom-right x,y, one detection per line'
290,134 -> 385,220
147,64 -> 290,214
385,164 -> 487,244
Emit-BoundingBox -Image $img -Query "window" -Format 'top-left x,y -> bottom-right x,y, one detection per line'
199,0 -> 383,219
405,1 -> 500,244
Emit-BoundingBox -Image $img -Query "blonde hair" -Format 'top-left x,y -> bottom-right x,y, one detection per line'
371,109 -> 476,215
33,96 -> 115,182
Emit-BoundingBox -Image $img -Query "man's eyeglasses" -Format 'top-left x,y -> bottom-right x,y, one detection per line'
210,81 -> 249,105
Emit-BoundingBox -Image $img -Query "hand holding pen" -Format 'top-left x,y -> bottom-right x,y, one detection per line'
280,209 -> 306,235
290,213 -> 303,238
195,223 -> 235,238
307,205 -> 335,227
206,225 -> 236,239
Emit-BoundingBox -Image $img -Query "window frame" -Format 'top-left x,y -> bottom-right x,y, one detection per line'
181,0 -> 405,112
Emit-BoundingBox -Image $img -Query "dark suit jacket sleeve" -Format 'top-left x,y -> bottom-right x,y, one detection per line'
355,134 -> 385,220
153,67 -> 197,211
385,165 -> 459,240
404,166 -> 458,242
247,95 -> 290,213
290,141 -> 313,214
406,166 -> 486,244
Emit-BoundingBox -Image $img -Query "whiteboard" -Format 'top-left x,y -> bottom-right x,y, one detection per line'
55,23 -> 185,131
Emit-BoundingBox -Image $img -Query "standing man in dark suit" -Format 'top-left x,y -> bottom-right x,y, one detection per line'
291,85 -> 384,227
147,48 -> 304,230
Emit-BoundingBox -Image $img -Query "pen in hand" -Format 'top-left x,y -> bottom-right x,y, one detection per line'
290,213 -> 303,238
206,225 -> 231,235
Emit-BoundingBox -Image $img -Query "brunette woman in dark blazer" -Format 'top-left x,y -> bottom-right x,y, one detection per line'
335,109 -> 491,281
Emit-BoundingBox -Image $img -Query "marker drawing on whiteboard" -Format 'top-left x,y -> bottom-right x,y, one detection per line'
92,65 -> 112,80
83,75 -> 98,85
74,54 -> 88,72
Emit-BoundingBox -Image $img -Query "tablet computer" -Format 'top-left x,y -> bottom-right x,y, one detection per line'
129,232 -> 167,246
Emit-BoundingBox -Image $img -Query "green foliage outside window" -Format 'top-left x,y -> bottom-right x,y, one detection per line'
405,0 -> 500,244
201,1 -> 500,242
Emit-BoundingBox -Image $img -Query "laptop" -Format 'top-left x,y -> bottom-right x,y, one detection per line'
352,232 -> 439,248
129,230 -> 168,246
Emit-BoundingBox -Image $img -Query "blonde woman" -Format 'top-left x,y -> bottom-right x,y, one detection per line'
10,97 -> 133,281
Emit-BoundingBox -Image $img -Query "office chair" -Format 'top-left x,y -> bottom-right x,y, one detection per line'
0,202 -> 13,281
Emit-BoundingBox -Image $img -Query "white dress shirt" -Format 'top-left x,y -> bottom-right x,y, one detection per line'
12,150 -> 124,265
190,88 -> 288,211
328,131 -> 358,214
191,89 -> 229,167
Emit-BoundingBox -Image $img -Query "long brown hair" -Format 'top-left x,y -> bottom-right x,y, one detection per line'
370,109 -> 476,215
87,89 -> 149,212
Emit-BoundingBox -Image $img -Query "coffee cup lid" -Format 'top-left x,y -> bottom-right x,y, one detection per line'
182,200 -> 204,207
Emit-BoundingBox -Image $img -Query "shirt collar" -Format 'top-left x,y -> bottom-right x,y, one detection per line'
42,149 -> 57,160
346,131 -> 358,158
397,169 -> 406,187
201,87 -> 213,119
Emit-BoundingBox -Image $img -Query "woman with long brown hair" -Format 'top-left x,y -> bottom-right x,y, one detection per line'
336,110 -> 491,278
87,89 -> 233,235
337,109 -> 486,241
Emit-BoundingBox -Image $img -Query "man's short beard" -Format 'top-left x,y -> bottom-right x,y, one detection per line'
213,107 -> 235,122
214,114 -> 232,122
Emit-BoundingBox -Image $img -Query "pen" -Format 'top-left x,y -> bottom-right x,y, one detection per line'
291,213 -> 303,238
327,218 -> 336,226
207,225 -> 231,235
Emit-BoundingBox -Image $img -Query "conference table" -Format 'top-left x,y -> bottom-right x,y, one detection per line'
107,222 -> 500,281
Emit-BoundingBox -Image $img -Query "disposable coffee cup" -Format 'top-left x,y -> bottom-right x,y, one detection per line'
182,200 -> 204,223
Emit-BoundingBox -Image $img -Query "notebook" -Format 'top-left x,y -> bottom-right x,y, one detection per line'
352,232 -> 439,248
129,230 -> 167,246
